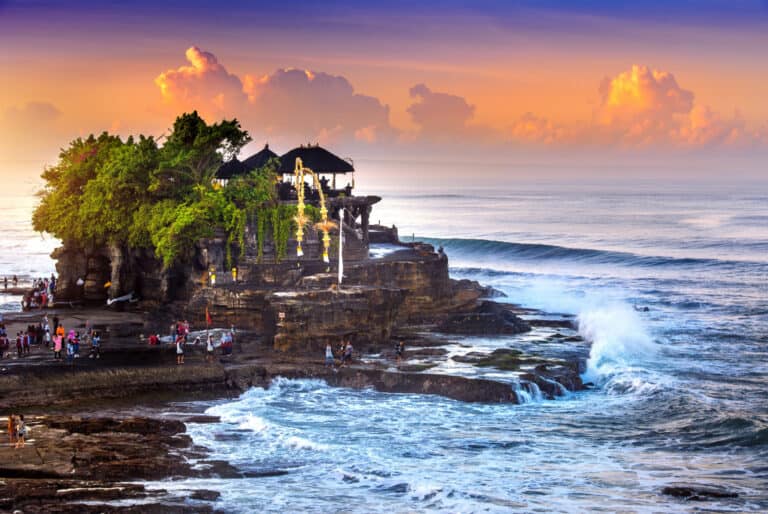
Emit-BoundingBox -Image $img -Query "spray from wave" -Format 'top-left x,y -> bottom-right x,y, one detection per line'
579,304 -> 660,395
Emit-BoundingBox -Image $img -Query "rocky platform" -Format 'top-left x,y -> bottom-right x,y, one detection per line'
0,414 -> 228,513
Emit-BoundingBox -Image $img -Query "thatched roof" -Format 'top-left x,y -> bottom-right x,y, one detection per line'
216,143 -> 278,179
242,143 -> 278,171
277,145 -> 354,174
216,158 -> 247,179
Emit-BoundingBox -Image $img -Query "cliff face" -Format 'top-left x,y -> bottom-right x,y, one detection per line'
263,286 -> 404,354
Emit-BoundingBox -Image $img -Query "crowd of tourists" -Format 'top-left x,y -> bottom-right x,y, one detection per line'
324,338 -> 356,369
0,314 -> 101,363
146,320 -> 236,364
19,274 -> 57,310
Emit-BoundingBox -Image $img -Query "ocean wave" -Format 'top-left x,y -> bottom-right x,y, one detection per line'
423,237 -> 768,271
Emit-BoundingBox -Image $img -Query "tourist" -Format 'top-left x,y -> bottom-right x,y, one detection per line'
395,340 -> 405,364
70,330 -> 79,357
65,338 -> 75,366
7,414 -> 16,444
44,321 -> 51,348
12,275 -> 17,287
3,277 -> 6,289
14,415 -> 27,449
206,334 -> 214,362
176,335 -> 185,365
220,331 -> 233,356
90,331 -> 101,359
23,332 -> 31,354
325,343 -> 335,368
0,336 -> 8,359
53,334 -> 62,360
148,333 -> 159,346
342,340 -> 354,366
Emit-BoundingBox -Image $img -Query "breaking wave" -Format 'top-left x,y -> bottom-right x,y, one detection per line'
423,237 -> 768,271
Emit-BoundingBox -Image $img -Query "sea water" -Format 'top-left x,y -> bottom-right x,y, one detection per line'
4,181 -> 767,511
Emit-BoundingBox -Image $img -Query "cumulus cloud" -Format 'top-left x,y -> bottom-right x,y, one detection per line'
155,47 -> 395,147
155,46 -> 248,120
243,68 -> 395,144
3,101 -> 61,124
509,112 -> 571,145
406,84 -> 477,140
507,64 -> 759,150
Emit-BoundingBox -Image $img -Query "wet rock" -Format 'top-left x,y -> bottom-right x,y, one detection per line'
190,489 -> 222,501
661,484 -> 739,500
437,301 -> 531,335
320,367 -> 517,403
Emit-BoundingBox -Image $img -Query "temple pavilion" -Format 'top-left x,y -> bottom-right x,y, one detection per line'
216,143 -> 378,259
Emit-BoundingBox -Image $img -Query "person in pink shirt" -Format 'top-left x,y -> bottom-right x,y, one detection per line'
53,334 -> 62,360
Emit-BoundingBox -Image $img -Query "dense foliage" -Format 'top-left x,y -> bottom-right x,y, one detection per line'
33,112 -> 297,268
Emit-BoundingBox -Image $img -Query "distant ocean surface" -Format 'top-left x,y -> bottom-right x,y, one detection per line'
4,180 -> 768,511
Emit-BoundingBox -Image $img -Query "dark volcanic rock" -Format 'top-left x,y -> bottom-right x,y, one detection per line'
438,301 -> 531,335
320,367 -> 518,403
661,485 -> 739,501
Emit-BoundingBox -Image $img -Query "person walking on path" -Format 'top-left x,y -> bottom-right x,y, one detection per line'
176,336 -> 185,365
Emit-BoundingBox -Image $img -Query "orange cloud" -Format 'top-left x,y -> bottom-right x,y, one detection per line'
243,68 -> 395,145
155,46 -> 247,120
506,64 -> 761,150
155,48 -> 395,147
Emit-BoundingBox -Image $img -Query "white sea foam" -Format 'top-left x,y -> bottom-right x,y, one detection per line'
579,303 -> 660,394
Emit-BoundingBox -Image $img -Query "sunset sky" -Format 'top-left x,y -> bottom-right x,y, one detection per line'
2,0 -> 767,184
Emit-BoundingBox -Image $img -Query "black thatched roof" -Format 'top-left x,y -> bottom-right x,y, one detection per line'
277,145 -> 354,174
216,144 -> 278,179
216,158 -> 247,179
242,143 -> 278,171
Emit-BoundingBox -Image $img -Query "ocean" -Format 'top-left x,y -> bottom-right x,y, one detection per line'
4,181 -> 767,512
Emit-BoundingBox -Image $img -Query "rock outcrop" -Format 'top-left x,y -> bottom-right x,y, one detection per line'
437,301 -> 531,335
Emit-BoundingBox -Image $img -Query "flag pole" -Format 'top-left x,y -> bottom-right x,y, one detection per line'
338,207 -> 344,288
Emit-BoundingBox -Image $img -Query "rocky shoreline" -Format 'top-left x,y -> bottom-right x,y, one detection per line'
0,235 -> 595,510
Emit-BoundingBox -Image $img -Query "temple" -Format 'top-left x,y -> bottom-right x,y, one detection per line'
215,143 -> 380,260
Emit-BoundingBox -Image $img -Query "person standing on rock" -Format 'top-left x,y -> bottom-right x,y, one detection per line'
66,338 -> 75,366
14,415 -> 27,449
395,341 -> 405,364
90,331 -> 101,359
341,340 -> 353,366
325,343 -> 335,368
12,275 -> 17,287
176,335 -> 185,365
206,334 -> 214,363
53,333 -> 62,361
7,414 -> 16,444
16,332 -> 22,357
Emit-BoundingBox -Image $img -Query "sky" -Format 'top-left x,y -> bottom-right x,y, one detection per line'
2,0 -> 767,186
